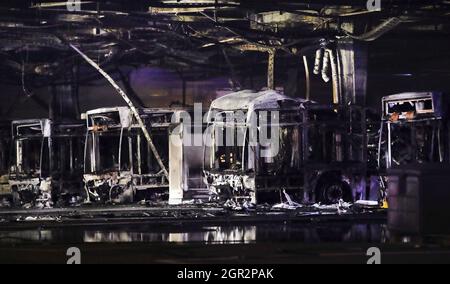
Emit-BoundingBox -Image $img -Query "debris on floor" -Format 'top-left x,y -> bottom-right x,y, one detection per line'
224,199 -> 242,211
272,191 -> 303,210
17,216 -> 62,222
312,200 -> 352,214
0,200 -> 389,228
312,200 -> 352,210
272,203 -> 301,210
222,199 -> 257,211
242,201 -> 256,210
181,199 -> 204,205
354,200 -> 380,209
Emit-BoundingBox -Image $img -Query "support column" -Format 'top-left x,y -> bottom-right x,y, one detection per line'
169,119 -> 186,205
50,84 -> 79,122
337,38 -> 368,106
49,66 -> 80,122
336,36 -> 370,200
268,50 -> 276,90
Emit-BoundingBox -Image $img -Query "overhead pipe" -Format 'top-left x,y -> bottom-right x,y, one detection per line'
311,46 -> 341,104
321,49 -> 330,83
345,17 -> 403,41
313,48 -> 323,75
325,48 -> 340,104
335,48 -> 344,104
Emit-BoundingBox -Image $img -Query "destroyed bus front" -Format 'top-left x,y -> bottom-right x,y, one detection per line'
83,107 -> 172,203
203,90 -> 304,205
9,120 -> 85,207
379,92 -> 450,169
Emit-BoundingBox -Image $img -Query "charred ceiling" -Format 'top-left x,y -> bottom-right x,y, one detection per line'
0,0 -> 449,87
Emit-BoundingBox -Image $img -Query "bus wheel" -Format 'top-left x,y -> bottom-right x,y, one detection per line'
110,185 -> 124,203
317,180 -> 352,205
110,185 -> 134,204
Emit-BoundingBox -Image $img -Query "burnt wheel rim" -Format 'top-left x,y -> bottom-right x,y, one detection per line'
324,184 -> 343,204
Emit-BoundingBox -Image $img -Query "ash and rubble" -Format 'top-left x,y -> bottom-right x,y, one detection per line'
0,198 -> 385,226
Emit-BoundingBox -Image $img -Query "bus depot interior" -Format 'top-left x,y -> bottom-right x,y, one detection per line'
0,1 -> 449,264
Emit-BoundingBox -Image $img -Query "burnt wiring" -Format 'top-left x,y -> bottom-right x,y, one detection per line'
21,49 -> 33,97
198,11 -> 292,53
344,17 -> 404,41
0,1 -> 448,87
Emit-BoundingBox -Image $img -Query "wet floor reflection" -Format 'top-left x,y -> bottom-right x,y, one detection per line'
0,223 -> 388,244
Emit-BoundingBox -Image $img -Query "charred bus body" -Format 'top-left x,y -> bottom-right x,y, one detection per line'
302,104 -> 372,204
9,119 -> 86,207
379,92 -> 450,169
204,90 -> 306,204
83,107 -> 173,203
204,90 -> 374,205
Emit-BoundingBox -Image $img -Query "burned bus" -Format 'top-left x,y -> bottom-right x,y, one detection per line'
83,107 -> 174,203
302,104 -> 373,204
204,90 -> 305,204
9,119 -> 86,207
379,92 -> 450,169
204,90 -> 372,205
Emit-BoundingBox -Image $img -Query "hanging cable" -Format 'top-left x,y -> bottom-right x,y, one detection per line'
303,56 -> 311,101
21,48 -> 34,97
